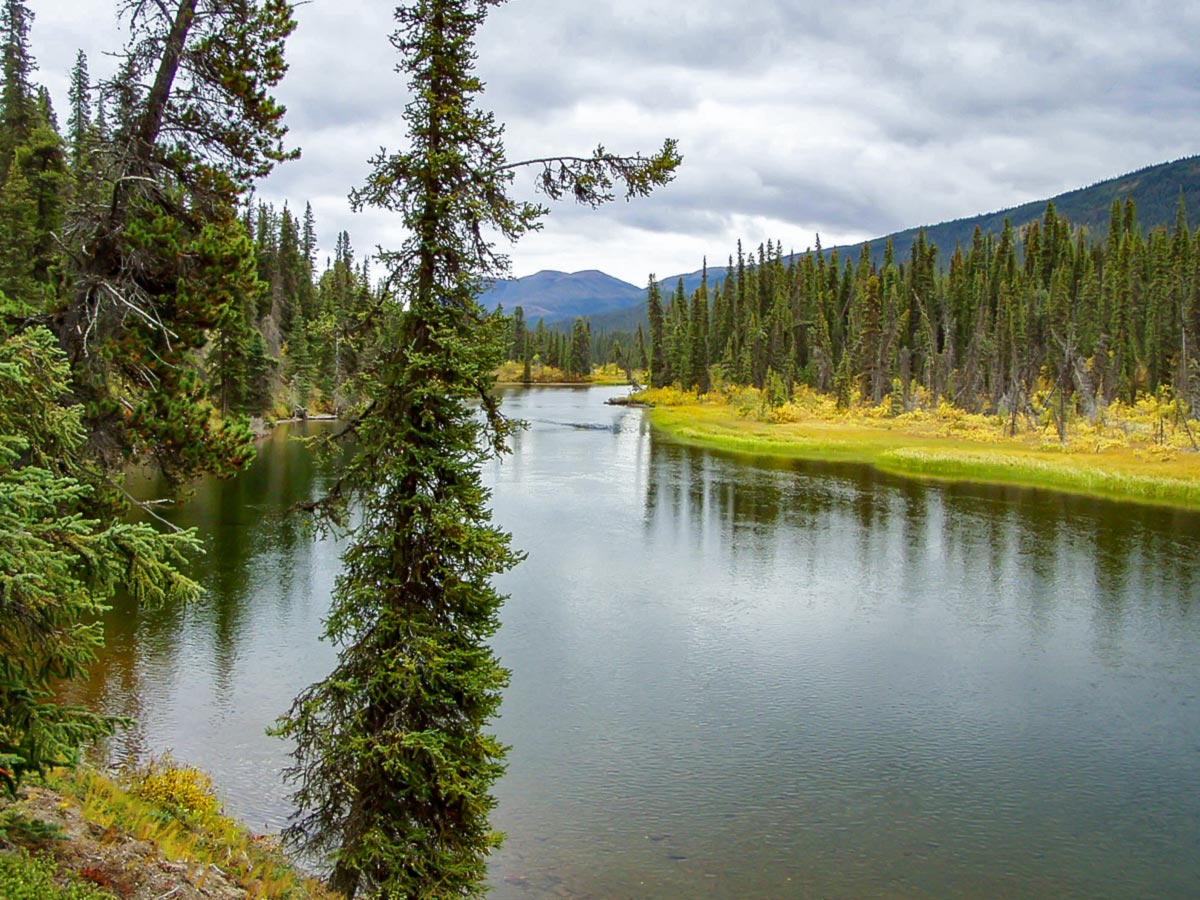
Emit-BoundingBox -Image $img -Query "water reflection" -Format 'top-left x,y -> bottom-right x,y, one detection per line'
488,388 -> 1200,900
65,422 -> 346,831
71,391 -> 1200,899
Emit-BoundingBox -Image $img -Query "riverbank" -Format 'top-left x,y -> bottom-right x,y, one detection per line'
494,361 -> 633,387
640,387 -> 1200,510
0,764 -> 335,900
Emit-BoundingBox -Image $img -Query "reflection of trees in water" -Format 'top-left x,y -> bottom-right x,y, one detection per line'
74,423 -> 345,754
641,433 -> 1200,644
57,590 -> 150,765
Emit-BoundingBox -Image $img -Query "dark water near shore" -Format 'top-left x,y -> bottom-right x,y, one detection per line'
77,386 -> 1200,899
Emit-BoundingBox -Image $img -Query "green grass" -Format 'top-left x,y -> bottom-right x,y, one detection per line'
650,404 -> 1200,511
40,764 -> 340,900
875,446 -> 1200,508
0,849 -> 116,900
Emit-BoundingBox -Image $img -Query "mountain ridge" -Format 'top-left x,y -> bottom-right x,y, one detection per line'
481,154 -> 1200,329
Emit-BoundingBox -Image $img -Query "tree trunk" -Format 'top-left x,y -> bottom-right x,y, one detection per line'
136,0 -> 198,159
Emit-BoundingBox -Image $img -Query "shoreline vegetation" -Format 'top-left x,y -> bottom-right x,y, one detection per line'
0,763 -> 335,900
631,384 -> 1200,511
493,360 -> 632,386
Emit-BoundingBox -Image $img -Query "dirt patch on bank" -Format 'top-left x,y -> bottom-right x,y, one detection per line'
4,784 -> 254,900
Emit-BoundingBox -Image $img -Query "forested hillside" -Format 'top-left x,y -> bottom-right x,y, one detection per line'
637,199 -> 1200,438
831,155 -> 1200,269
493,155 -> 1200,359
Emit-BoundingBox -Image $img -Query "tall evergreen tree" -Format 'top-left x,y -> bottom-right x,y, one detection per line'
688,260 -> 710,390
0,0 -> 34,174
66,50 -> 91,169
647,274 -> 667,387
274,4 -> 678,897
510,304 -> 526,360
568,315 -> 591,376
0,155 -> 37,302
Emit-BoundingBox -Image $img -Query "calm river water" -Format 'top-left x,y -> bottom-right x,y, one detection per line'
77,386 -> 1200,899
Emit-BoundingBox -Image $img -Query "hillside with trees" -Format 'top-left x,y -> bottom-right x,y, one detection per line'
637,199 -> 1200,440
493,154 -> 1200,369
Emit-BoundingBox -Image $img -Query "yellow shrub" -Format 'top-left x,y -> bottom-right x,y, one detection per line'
767,403 -> 801,424
790,386 -> 838,418
634,386 -> 698,407
133,760 -> 220,820
935,399 -> 966,425
859,399 -> 894,419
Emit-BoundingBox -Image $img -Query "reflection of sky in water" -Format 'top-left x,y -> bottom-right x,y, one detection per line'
78,392 -> 1200,898
72,422 -> 347,832
490,387 -> 1200,900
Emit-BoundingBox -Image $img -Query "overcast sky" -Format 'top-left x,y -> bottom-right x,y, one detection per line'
31,0 -> 1200,285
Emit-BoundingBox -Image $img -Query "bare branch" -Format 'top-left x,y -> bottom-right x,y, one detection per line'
119,484 -> 183,532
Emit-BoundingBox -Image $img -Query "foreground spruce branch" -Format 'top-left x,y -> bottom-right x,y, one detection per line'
1,0 -> 296,800
272,2 -> 679,898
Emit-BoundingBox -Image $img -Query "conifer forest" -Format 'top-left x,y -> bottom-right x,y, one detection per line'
512,200 -> 1200,444
3,2 -> 1200,900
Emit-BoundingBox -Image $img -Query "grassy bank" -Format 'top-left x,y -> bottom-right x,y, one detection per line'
641,386 -> 1200,511
494,361 -> 634,386
0,762 -> 335,900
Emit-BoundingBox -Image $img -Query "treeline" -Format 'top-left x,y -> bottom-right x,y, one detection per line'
504,308 -> 649,381
244,205 -> 375,412
643,199 -> 1200,434
505,307 -> 620,380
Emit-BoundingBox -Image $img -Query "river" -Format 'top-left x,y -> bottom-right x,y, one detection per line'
76,385 -> 1200,899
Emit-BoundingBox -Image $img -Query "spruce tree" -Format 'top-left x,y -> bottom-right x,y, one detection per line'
274,3 -> 678,897
510,304 -> 526,361
0,0 -> 34,174
66,50 -> 91,169
0,325 -> 202,793
647,274 -> 667,386
689,262 -> 710,391
0,156 -> 38,303
569,315 -> 591,376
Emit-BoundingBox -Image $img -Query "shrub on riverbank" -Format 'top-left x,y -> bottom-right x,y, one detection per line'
0,764 -> 337,900
636,384 -> 1200,509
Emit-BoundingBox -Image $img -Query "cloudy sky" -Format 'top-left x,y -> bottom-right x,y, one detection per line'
31,0 -> 1200,285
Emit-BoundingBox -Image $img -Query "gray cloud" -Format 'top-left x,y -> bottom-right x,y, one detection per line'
30,0 -> 1200,284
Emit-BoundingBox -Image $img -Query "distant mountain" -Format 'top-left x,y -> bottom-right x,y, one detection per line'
484,155 -> 1200,330
689,155 -> 1200,287
482,265 -> 729,329
827,154 -> 1200,267
483,269 -> 643,322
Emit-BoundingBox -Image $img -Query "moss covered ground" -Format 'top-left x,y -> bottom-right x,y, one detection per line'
639,386 -> 1200,511
0,762 -> 337,900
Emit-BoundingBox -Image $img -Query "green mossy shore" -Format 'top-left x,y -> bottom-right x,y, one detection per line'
645,396 -> 1200,512
0,765 -> 336,900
